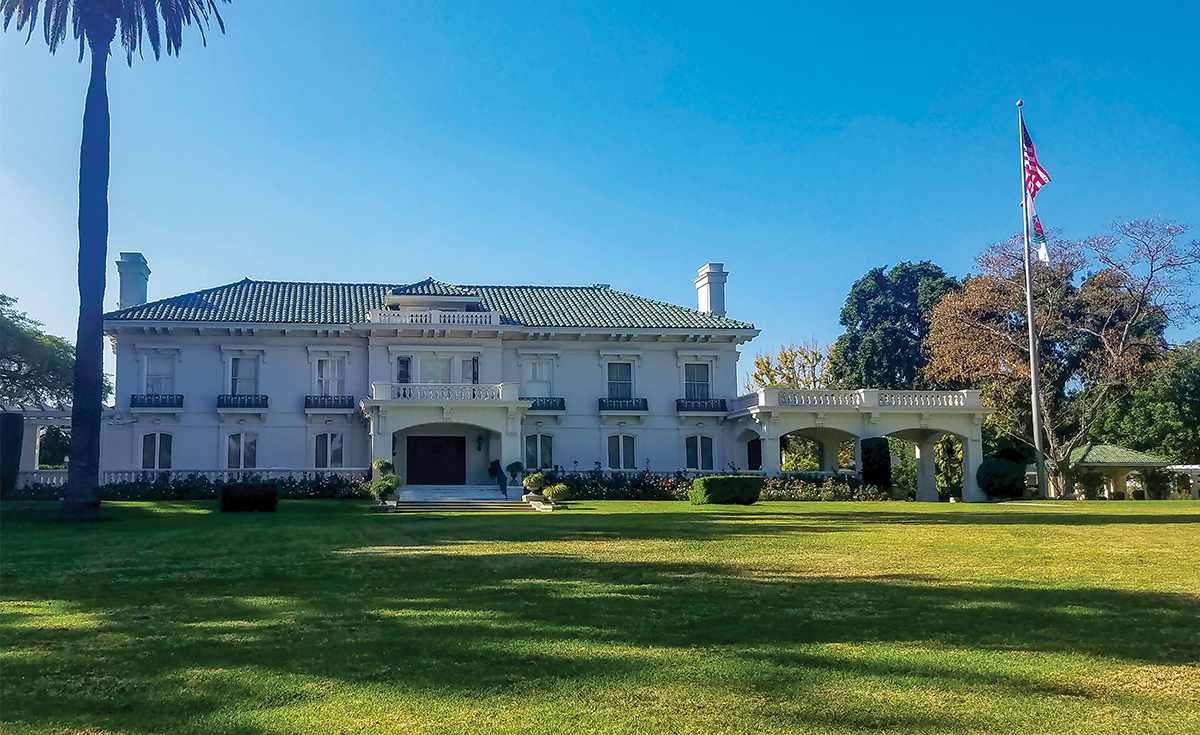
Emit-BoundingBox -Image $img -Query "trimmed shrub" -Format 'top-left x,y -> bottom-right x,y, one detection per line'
543,483 -> 569,502
1142,469 -> 1172,500
689,476 -> 763,505
1076,469 -> 1106,500
220,482 -> 279,513
977,457 -> 1027,500
860,437 -> 892,488
371,459 -> 394,477
522,473 -> 547,492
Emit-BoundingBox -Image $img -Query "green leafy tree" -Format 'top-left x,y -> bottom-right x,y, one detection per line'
744,340 -> 832,392
0,295 -> 77,406
4,0 -> 230,520
828,261 -> 958,390
1091,340 -> 1200,464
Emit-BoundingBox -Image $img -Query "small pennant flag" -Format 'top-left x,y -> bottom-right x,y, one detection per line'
1020,113 -> 1051,263
1025,197 -> 1050,263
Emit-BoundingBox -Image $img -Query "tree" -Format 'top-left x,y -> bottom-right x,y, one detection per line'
827,261 -> 958,390
744,340 -> 831,392
925,219 -> 1200,493
1091,340 -> 1200,464
4,1 -> 230,520
0,295 -> 77,406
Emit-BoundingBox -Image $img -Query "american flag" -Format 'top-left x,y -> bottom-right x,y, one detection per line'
1021,117 -> 1050,200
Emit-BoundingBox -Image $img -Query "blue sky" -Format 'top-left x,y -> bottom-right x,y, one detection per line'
3,0 -> 1198,382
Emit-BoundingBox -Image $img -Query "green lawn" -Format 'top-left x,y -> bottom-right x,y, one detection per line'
2,500 -> 1198,734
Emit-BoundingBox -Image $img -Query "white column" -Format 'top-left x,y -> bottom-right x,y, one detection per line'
915,435 -> 939,502
1110,471 -> 1128,500
19,423 -> 39,471
819,440 -> 840,473
1190,472 -> 1198,500
961,427 -> 986,503
761,436 -> 782,475
853,436 -> 863,479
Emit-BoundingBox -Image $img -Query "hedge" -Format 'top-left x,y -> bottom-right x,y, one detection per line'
689,475 -> 763,505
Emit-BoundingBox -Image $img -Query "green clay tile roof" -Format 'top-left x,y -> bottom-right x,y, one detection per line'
1069,444 -> 1171,467
390,279 -> 478,297
104,278 -> 755,330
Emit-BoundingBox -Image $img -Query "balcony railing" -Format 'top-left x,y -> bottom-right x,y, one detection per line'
731,388 -> 983,410
523,396 -> 566,411
217,394 -> 269,409
130,393 -> 184,409
367,309 -> 503,326
371,382 -> 514,401
676,398 -> 728,412
598,397 -> 648,412
305,395 -> 356,410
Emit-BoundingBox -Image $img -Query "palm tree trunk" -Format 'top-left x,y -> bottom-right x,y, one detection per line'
63,44 -> 111,521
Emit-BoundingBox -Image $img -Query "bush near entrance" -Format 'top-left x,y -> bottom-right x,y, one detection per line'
689,475 -> 763,505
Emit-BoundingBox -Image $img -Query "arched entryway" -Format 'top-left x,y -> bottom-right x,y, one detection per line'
392,422 -> 502,486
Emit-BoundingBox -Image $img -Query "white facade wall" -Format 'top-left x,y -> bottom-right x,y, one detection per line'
101,330 -> 749,478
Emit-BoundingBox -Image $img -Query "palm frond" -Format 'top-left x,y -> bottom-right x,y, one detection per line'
2,0 -> 229,63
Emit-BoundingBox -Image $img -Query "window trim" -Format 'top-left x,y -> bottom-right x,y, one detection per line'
683,362 -> 712,401
140,432 -> 173,470
136,348 -> 180,396
225,431 -> 259,470
605,361 -> 635,401
220,348 -> 265,395
314,431 -> 345,469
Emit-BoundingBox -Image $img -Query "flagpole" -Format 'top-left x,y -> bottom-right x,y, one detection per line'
1018,100 -> 1049,499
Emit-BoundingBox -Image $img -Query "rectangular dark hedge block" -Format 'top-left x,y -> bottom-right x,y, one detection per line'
690,476 -> 763,505
219,482 -> 279,512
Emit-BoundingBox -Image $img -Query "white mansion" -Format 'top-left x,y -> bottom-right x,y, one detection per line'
86,254 -> 992,499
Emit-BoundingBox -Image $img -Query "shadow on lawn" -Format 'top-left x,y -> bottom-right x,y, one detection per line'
2,504 -> 1198,734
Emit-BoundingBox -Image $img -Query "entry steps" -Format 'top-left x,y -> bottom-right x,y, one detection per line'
383,484 -> 541,514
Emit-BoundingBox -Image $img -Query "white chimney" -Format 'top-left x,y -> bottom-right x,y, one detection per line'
117,252 -> 150,309
694,262 -> 728,317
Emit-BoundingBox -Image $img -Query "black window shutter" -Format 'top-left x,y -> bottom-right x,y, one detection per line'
397,357 -> 411,384
472,357 -> 479,384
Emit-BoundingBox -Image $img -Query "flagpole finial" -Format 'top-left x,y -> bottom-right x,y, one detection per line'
1016,100 -> 1024,107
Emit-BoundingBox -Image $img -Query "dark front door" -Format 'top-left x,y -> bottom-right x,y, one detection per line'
407,436 -> 467,485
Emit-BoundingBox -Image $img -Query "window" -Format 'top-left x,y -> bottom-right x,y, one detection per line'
230,357 -> 259,395
227,432 -> 258,469
315,433 -> 344,469
145,355 -> 175,394
684,363 -> 711,401
141,433 -> 172,469
607,362 -> 633,400
316,357 -> 345,396
523,360 -> 553,397
685,435 -> 715,471
396,356 -> 412,383
607,434 -> 637,470
459,357 -> 479,384
421,357 -> 451,384
525,434 -> 553,470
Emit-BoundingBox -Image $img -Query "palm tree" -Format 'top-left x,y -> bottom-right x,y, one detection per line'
3,1 -> 230,520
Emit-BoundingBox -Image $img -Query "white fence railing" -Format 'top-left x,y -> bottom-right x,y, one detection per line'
367,309 -> 501,326
371,382 -> 520,401
878,390 -> 966,407
16,470 -> 68,487
779,390 -> 864,407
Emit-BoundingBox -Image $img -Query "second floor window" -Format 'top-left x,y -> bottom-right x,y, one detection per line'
315,433 -> 344,469
421,356 -> 451,383
523,360 -> 552,397
141,433 -> 172,469
316,357 -> 345,396
525,433 -> 553,470
607,362 -> 633,400
607,434 -> 636,470
685,435 -> 714,471
145,355 -> 175,394
684,363 -> 711,400
230,357 -> 259,395
227,432 -> 258,469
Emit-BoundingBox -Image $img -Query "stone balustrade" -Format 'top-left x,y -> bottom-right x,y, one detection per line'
367,309 -> 502,326
734,387 -> 982,410
370,382 -> 521,401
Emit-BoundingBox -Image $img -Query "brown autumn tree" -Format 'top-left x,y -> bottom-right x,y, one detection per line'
925,219 -> 1200,493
